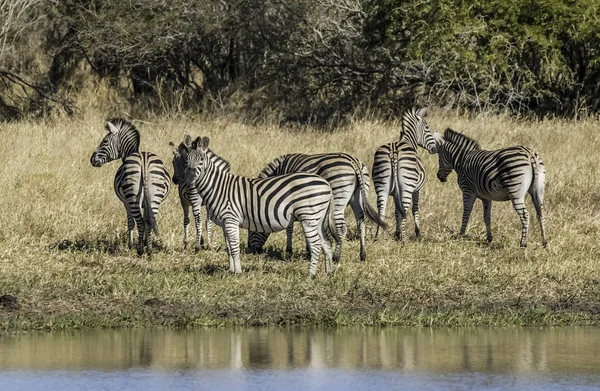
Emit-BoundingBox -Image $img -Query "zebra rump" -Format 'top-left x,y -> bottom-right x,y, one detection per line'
248,152 -> 386,262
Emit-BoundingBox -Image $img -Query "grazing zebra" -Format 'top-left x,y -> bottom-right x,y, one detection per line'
371,107 -> 438,241
169,135 -> 231,251
435,128 -> 547,247
248,152 -> 387,263
90,118 -> 171,255
184,137 -> 339,276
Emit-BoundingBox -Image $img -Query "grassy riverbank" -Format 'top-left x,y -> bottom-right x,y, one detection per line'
1,111 -> 600,331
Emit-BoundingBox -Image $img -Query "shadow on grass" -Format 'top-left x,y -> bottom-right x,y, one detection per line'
51,238 -> 169,255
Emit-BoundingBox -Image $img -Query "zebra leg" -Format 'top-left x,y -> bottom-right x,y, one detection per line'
182,202 -> 190,250
481,199 -> 493,243
350,198 -> 366,261
205,216 -> 213,250
222,230 -> 233,271
318,221 -> 334,274
286,223 -> 294,257
393,190 -> 410,241
375,192 -> 389,240
482,199 -> 493,243
224,220 -> 242,274
301,220 -> 322,276
125,205 -> 135,249
131,204 -> 146,256
144,219 -> 153,257
510,197 -> 530,247
412,190 -> 421,238
191,201 -> 203,252
331,203 -> 347,263
530,189 -> 547,248
459,193 -> 477,237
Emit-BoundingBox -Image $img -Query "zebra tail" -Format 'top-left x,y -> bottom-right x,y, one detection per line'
357,163 -> 388,229
142,161 -> 159,236
326,194 -> 341,244
530,151 -> 546,198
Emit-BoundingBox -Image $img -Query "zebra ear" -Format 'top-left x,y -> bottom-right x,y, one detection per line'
191,136 -> 202,150
417,107 -> 429,117
178,143 -> 189,154
183,134 -> 192,147
107,121 -> 119,134
201,137 -> 210,149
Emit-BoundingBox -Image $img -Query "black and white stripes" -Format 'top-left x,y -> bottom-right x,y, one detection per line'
435,128 -> 547,247
170,135 -> 230,251
371,107 -> 438,240
184,137 -> 338,276
248,152 -> 386,262
90,118 -> 171,255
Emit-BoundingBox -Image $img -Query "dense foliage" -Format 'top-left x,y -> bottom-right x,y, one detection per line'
1,0 -> 599,121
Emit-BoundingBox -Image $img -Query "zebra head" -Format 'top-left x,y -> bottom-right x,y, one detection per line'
90,118 -> 140,167
401,107 -> 438,154
436,128 -> 480,182
185,136 -> 211,187
169,134 -> 193,185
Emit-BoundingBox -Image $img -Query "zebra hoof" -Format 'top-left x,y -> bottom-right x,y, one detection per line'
542,241 -> 548,249
360,252 -> 366,262
520,242 -> 528,248
194,244 -> 202,252
137,248 -> 144,257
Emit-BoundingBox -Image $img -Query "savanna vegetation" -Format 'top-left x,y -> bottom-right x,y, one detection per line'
2,0 -> 600,123
1,111 -> 599,331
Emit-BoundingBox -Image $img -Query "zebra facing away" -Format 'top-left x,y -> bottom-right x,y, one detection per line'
184,137 -> 339,276
169,135 -> 231,251
371,107 -> 438,241
90,118 -> 171,256
435,128 -> 547,248
248,153 -> 387,263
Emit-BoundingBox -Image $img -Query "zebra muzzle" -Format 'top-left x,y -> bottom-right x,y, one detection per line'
437,172 -> 447,182
90,153 -> 103,167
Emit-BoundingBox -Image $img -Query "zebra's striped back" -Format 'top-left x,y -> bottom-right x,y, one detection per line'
115,151 -> 171,233
437,128 -> 547,247
254,152 -> 385,262
185,137 -> 337,275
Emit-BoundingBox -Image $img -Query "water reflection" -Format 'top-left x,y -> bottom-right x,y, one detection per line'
0,327 -> 599,375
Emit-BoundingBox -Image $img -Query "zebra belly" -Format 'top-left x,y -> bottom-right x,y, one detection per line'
476,181 -> 510,201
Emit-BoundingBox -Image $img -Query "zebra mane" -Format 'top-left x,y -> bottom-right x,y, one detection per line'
105,117 -> 138,135
443,128 -> 480,151
209,148 -> 231,172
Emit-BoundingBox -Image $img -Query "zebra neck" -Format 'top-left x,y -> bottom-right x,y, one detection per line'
401,131 -> 418,150
195,164 -> 233,207
118,132 -> 140,160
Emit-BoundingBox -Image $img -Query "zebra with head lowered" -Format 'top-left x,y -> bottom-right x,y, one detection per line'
371,107 -> 438,241
435,128 -> 547,248
169,135 -> 231,251
184,137 -> 339,276
248,152 -> 386,263
90,118 -> 171,255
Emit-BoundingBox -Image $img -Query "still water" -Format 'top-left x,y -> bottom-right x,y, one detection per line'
1,327 -> 599,390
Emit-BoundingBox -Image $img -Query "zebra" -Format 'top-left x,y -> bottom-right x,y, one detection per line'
247,152 -> 387,263
90,118 -> 171,256
435,127 -> 547,248
371,107 -> 438,241
169,134 -> 231,251
184,136 -> 339,276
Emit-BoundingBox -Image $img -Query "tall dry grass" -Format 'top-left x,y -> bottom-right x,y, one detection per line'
1,109 -> 599,330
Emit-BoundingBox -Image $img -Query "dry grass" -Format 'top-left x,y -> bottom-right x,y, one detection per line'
1,110 -> 600,330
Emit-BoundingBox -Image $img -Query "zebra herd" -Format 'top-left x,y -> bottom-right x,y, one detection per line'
89,108 -> 547,276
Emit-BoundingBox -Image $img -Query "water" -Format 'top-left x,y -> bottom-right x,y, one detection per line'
1,327 -> 599,390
